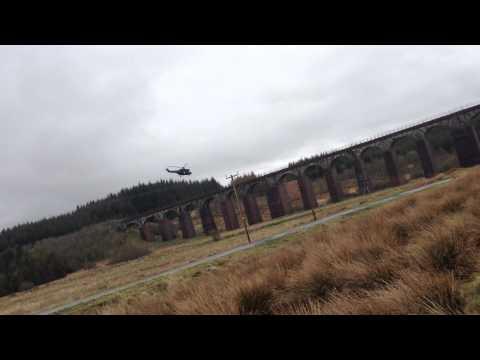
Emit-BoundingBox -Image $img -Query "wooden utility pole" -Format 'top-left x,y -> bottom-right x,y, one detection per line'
226,173 -> 251,244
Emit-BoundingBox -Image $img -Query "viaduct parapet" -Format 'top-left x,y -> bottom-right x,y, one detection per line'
123,103 -> 480,240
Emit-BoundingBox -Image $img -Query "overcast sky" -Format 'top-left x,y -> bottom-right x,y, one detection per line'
2,45 -> 480,229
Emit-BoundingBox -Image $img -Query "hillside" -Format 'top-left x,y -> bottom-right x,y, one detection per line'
0,177 -> 222,297
70,166 -> 480,315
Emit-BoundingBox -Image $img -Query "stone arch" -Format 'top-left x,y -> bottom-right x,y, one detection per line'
424,124 -> 454,138
144,215 -> 157,223
243,181 -> 267,224
360,145 -> 390,190
303,163 -> 325,179
302,164 -> 330,206
164,209 -> 179,220
450,123 -> 480,167
389,134 -> 419,152
441,114 -> 480,167
423,125 -> 459,172
160,210 -> 181,240
201,197 -> 215,208
246,180 -> 268,195
183,203 -> 196,213
276,172 -> 302,213
140,214 -> 177,242
360,145 -> 384,161
329,152 -> 362,196
389,134 -> 426,181
277,171 -> 298,183
162,209 -> 182,238
126,221 -> 140,229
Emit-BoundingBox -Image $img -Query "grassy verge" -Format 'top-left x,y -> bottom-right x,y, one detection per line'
70,166 -> 480,315
65,172 -> 459,315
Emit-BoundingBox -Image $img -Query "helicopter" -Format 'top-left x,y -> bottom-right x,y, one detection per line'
166,164 -> 192,176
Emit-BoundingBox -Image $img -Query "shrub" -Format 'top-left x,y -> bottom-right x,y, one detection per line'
108,241 -> 151,265
237,281 -> 274,315
419,218 -> 478,279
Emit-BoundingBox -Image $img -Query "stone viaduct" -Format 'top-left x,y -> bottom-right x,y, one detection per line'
124,103 -> 480,242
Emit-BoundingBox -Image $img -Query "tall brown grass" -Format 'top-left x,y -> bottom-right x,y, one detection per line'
94,167 -> 480,315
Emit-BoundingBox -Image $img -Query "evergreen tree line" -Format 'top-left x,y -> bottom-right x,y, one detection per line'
0,177 -> 223,253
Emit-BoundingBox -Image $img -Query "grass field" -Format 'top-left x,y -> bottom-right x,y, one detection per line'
0,172 -> 448,315
63,166 -> 480,315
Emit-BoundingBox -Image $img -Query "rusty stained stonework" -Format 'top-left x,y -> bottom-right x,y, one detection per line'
243,193 -> 263,225
266,182 -> 291,219
220,197 -> 240,231
179,210 -> 196,238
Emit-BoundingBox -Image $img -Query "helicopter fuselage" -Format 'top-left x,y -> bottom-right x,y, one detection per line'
166,168 -> 191,176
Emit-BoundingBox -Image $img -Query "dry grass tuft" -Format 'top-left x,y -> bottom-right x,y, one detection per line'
236,279 -> 275,315
414,215 -> 480,279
